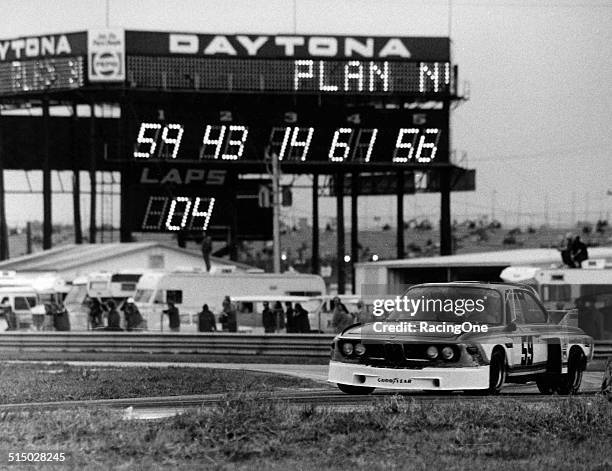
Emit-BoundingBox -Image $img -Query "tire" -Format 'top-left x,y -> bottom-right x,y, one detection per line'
557,350 -> 585,395
337,383 -> 375,395
474,349 -> 506,395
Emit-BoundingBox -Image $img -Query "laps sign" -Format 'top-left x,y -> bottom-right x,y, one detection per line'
87,29 -> 125,82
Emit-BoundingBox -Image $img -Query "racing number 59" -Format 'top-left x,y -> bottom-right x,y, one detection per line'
521,336 -> 534,366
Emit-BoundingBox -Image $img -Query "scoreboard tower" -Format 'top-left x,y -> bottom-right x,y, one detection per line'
0,30 -> 469,290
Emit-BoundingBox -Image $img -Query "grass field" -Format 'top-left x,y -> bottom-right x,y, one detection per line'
0,394 -> 610,470
0,363 -> 318,404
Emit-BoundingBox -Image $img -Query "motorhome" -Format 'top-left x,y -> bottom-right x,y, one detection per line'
231,294 -> 362,333
501,260 -> 612,340
63,271 -> 143,330
134,269 -> 326,332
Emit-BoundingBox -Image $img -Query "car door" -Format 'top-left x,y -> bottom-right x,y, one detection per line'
505,290 -> 528,369
515,290 -> 549,371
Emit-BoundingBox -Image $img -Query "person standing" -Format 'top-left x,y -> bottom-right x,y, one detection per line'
354,300 -> 369,324
198,304 -> 217,332
163,301 -> 181,332
89,298 -> 104,330
222,296 -> 237,332
1,299 -> 16,331
332,297 -> 354,333
262,301 -> 275,333
294,303 -> 311,333
285,301 -> 297,333
272,301 -> 285,333
52,302 -> 71,331
201,233 -> 213,272
105,300 -> 121,331
122,297 -> 145,331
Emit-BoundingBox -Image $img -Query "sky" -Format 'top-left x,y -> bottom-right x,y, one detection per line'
1,0 -> 612,229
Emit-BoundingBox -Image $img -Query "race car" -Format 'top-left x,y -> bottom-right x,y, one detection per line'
328,282 -> 594,395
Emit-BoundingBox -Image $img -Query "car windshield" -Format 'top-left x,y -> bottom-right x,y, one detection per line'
386,286 -> 503,325
134,289 -> 153,303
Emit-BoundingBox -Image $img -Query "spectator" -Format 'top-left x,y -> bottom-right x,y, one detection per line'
332,297 -> 354,333
198,304 -> 217,332
105,300 -> 122,331
201,233 -> 213,272
222,296 -> 237,332
354,300 -> 369,324
571,236 -> 589,268
294,303 -> 311,333
88,297 -> 104,329
163,301 -> 181,332
272,301 -> 285,332
262,301 -> 275,333
1,298 -> 16,331
285,301 -> 297,333
122,297 -> 145,331
52,302 -> 70,331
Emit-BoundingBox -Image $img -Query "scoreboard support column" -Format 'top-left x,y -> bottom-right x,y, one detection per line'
311,173 -> 320,276
0,113 -> 8,260
396,170 -> 405,260
42,96 -> 52,250
71,102 -> 83,244
350,171 -> 359,294
335,172 -> 345,295
440,167 -> 452,255
89,102 -> 97,244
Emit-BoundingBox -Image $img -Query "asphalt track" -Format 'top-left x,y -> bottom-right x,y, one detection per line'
0,362 -> 605,420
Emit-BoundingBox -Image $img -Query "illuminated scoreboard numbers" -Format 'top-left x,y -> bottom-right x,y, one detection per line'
269,126 -> 314,162
141,196 -> 216,231
133,122 -> 184,159
327,127 -> 378,163
200,125 -> 248,160
392,127 -> 441,163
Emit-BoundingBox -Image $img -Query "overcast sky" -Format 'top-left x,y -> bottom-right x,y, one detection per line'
1,0 -> 611,229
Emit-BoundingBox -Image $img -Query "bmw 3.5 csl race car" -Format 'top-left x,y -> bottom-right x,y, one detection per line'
329,282 -> 594,395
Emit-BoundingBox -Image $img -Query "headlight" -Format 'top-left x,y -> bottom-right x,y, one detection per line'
426,346 -> 439,359
354,343 -> 366,356
341,342 -> 354,356
441,346 -> 454,360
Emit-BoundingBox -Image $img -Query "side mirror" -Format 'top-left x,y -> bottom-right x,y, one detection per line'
506,321 -> 517,332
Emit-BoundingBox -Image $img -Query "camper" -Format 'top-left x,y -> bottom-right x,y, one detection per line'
501,260 -> 612,340
63,271 -> 143,330
134,269 -> 326,332
231,294 -> 362,333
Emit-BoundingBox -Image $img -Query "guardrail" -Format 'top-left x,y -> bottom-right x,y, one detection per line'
0,333 -> 609,359
0,332 -> 335,357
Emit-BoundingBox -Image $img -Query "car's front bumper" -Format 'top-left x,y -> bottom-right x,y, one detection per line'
328,360 -> 490,391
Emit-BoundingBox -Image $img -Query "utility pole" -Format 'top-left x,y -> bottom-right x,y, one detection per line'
271,152 -> 281,273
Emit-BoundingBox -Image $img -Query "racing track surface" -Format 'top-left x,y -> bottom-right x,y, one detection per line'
0,362 -> 604,419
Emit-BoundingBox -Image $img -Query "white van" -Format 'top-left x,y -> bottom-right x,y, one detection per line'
134,269 -> 326,332
0,286 -> 40,330
64,271 -> 143,330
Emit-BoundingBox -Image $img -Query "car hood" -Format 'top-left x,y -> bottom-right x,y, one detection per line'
340,322 -> 467,341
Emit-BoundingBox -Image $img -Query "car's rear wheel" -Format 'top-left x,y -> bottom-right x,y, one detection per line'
474,349 -> 506,395
556,350 -> 585,395
337,383 -> 375,395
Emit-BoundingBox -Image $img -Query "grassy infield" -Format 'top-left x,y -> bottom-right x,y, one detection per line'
0,364 -> 610,470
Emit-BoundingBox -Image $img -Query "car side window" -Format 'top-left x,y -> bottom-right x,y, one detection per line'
506,291 -> 525,324
519,291 -> 547,324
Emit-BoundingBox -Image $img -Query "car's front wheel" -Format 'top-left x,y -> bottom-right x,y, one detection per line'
337,383 -> 375,395
474,349 -> 506,395
556,350 -> 585,395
